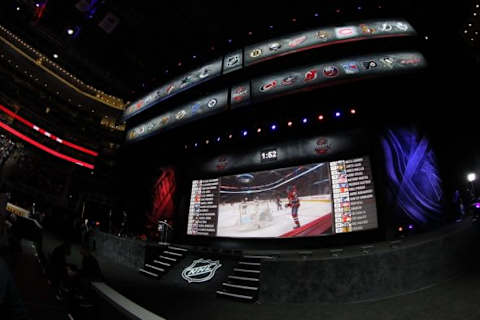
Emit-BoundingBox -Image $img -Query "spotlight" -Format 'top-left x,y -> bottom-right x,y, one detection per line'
66,28 -> 75,35
192,55 -> 196,59
16,6 -> 21,11
350,109 -> 356,114
271,124 -> 277,130
257,128 -> 262,133
318,114 -> 324,120
205,139 -> 209,144
467,173 -> 476,182
248,31 -> 253,36
194,142 -> 198,147
216,137 -> 221,142
335,111 -> 341,117
184,144 -> 188,149
408,224 -> 414,230
269,25 -> 274,29
287,121 -> 293,127
228,134 -> 233,139
227,39 -> 232,43
398,226 -> 403,232
53,53 -> 59,59
302,118 -> 308,124
242,130 -> 248,136
314,12 -> 319,17
177,61 -> 182,67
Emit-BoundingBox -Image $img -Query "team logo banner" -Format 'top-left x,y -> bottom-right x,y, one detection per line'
244,19 -> 415,66
251,52 -> 426,101
126,90 -> 228,142
182,259 -> 222,283
123,58 -> 223,120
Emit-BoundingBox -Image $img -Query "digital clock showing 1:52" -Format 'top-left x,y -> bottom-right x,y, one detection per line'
261,149 -> 278,162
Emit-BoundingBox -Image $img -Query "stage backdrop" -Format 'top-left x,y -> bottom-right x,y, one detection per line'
146,167 -> 176,236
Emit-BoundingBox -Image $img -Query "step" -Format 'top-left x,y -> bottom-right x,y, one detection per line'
228,275 -> 259,282
145,264 -> 165,272
216,290 -> 253,300
139,268 -> 159,278
222,282 -> 259,291
159,255 -> 177,262
239,262 -> 261,266
243,255 -> 273,259
234,268 -> 260,274
163,250 -> 183,257
153,260 -> 171,267
168,246 -> 188,252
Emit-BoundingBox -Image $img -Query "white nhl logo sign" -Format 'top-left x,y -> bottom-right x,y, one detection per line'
182,259 -> 222,283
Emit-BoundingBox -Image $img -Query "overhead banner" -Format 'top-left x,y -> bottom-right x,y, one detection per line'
123,58 -> 223,120
244,19 -> 415,66
251,52 -> 426,101
126,89 -> 228,142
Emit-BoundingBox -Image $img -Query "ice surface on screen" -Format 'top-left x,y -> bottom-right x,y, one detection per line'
187,156 -> 378,238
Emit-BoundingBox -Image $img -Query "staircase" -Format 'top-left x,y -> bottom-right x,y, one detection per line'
139,245 -> 188,278
216,256 -> 262,302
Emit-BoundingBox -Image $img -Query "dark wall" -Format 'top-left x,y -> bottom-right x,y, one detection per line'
259,222 -> 480,303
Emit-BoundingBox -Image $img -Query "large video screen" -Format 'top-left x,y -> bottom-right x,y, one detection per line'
187,156 -> 378,238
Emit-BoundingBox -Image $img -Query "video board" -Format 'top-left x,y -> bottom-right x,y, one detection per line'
187,156 -> 378,238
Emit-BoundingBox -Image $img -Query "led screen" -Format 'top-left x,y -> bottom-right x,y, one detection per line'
187,156 -> 378,238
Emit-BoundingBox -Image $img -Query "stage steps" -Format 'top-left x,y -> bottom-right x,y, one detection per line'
216,256 -> 262,302
139,245 -> 188,278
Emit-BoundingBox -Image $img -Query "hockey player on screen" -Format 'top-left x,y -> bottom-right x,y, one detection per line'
275,194 -> 282,211
286,185 -> 301,229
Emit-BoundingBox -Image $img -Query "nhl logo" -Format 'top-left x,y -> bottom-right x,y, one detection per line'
182,259 -> 222,283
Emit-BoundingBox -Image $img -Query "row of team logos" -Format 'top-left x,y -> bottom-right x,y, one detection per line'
127,52 -> 425,143
231,52 -> 425,105
124,19 -> 415,120
126,91 -> 228,141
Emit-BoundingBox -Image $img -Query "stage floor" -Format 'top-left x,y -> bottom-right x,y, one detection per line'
39,221 -> 480,320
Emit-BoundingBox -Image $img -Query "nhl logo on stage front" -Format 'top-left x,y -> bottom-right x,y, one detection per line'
182,259 -> 222,283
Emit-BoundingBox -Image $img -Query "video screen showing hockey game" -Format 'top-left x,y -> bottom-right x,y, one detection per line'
187,156 -> 378,238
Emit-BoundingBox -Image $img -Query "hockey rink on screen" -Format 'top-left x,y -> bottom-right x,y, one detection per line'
217,195 -> 332,238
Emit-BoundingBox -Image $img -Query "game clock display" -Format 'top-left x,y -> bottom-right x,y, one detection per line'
187,156 -> 378,238
260,149 -> 277,162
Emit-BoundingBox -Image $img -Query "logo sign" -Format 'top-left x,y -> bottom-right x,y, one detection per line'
288,35 -> 307,48
282,75 -> 297,85
269,42 -> 282,51
226,54 -> 240,67
395,22 -> 409,32
232,86 -> 248,102
166,84 -> 175,94
260,80 -> 277,92
315,31 -> 330,40
381,57 -> 395,68
250,48 -> 262,58
380,23 -> 393,32
360,24 -> 376,35
176,110 -> 186,120
315,138 -> 331,154
199,68 -> 210,79
207,98 -> 217,108
216,157 -> 228,171
182,259 -> 222,283
323,66 -> 339,77
191,102 -> 201,114
304,69 -> 318,81
334,27 -> 357,39
341,62 -> 359,74
363,60 -> 378,70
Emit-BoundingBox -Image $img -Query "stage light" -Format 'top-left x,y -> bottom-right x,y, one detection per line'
271,124 -> 277,130
228,134 -> 233,139
408,224 -> 414,230
242,130 -> 248,136
467,173 -> 476,182
164,69 -> 169,74
318,114 -> 324,120
291,18 -> 296,22
227,39 -> 232,43
302,118 -> 308,124
398,226 -> 403,232
335,8 -> 341,13
16,6 -> 21,11
350,109 -> 356,114
184,144 -> 188,149
248,31 -> 253,36
177,61 -> 182,67
475,203 -> 480,209
357,6 -> 363,10
192,55 -> 196,59
53,53 -> 59,59
66,28 -> 75,35
269,25 -> 274,29
287,121 -> 293,127
335,111 -> 341,117
194,142 -> 198,147
35,3 -> 40,7
205,139 -> 209,144
216,137 -> 221,142
257,128 -> 262,133
314,13 -> 319,17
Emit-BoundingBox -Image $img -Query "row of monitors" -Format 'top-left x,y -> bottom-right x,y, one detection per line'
186,155 -> 378,239
126,51 -> 426,143
123,19 -> 415,120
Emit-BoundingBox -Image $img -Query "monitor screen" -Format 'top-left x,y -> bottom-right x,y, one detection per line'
187,156 -> 378,238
